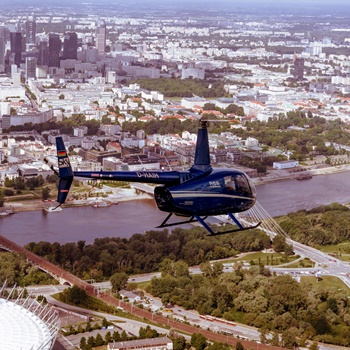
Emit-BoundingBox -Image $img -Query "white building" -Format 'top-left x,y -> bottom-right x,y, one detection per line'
181,97 -> 207,109
245,137 -> 259,147
273,160 -> 299,169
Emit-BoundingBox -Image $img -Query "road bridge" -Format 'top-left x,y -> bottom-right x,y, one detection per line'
0,235 -> 284,350
218,201 -> 350,289
0,236 -> 94,288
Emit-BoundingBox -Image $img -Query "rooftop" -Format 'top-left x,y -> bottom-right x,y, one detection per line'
0,298 -> 54,350
109,337 -> 172,350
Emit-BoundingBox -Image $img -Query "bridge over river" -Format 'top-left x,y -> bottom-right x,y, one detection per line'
0,234 -> 284,350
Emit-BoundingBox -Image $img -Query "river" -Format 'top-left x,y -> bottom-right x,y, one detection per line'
1,171 -> 350,245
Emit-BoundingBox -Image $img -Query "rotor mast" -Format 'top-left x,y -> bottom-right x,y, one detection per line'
190,118 -> 212,173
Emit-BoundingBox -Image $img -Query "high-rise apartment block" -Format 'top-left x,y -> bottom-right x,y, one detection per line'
48,34 -> 61,67
10,32 -> 22,67
96,20 -> 106,53
0,37 -> 5,70
38,41 -> 49,66
25,17 -> 36,44
293,57 -> 304,81
63,32 -> 78,59
26,57 -> 37,79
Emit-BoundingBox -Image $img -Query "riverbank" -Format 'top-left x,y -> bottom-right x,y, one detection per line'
3,188 -> 152,214
252,163 -> 350,186
3,163 -> 350,214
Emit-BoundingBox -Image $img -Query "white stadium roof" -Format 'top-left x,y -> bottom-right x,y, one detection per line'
0,297 -> 59,350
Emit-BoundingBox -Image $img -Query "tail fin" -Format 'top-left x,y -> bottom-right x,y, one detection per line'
56,137 -> 73,204
190,119 -> 212,173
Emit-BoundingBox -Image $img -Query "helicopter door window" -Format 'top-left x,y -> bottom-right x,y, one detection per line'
224,176 -> 236,191
236,175 -> 251,196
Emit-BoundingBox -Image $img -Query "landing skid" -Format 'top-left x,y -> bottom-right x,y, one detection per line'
156,213 -> 208,228
156,212 -> 261,236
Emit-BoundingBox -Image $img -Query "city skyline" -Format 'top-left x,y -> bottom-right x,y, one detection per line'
1,1 -> 350,349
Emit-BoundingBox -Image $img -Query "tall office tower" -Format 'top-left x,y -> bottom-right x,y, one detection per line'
26,57 -> 37,79
293,57 -> 305,81
0,37 -> 5,70
38,41 -> 49,66
48,33 -> 61,67
63,32 -> 78,59
85,46 -> 98,63
96,20 -> 106,53
10,32 -> 22,67
25,17 -> 36,44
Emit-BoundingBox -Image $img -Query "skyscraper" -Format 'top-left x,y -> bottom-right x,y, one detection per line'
10,32 -> 22,67
0,37 -> 5,70
96,20 -> 106,53
48,34 -> 61,67
63,32 -> 78,59
293,57 -> 305,81
26,57 -> 37,79
38,41 -> 49,66
25,17 -> 36,44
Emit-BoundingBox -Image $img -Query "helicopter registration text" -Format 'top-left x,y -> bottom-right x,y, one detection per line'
136,172 -> 159,179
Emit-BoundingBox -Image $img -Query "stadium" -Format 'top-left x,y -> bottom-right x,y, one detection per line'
0,282 -> 60,350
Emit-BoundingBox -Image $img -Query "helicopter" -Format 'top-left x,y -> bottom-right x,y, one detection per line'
53,118 -> 260,236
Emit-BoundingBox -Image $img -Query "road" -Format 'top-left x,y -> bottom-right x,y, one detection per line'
23,233 -> 350,350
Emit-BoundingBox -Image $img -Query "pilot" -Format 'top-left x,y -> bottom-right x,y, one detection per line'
225,177 -> 236,191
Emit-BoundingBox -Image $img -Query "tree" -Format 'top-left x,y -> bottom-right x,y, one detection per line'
259,328 -> 268,344
3,189 -> 14,196
203,103 -> 217,111
235,342 -> 244,350
272,235 -> 287,253
174,261 -> 189,277
60,285 -> 88,305
121,330 -> 128,341
95,333 -> 104,346
173,336 -> 186,350
105,331 -> 112,344
80,337 -> 87,348
113,331 -> 121,341
326,298 -> 338,313
281,328 -> 298,349
191,333 -> 207,350
102,317 -> 108,328
85,322 -> 92,332
42,187 -> 50,200
87,336 -> 95,347
110,272 -> 129,292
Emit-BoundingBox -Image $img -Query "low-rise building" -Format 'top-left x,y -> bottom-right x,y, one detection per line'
107,337 -> 173,350
273,160 -> 299,169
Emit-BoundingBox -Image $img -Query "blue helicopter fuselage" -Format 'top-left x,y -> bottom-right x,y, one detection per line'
154,168 -> 256,217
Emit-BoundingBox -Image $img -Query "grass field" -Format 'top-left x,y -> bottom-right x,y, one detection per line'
318,241 -> 350,262
221,252 -> 299,266
285,258 -> 315,268
301,276 -> 350,296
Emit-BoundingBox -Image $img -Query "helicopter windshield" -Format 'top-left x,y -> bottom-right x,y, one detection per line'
235,174 -> 251,196
224,174 -> 252,196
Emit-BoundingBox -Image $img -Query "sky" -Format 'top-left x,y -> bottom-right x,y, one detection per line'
7,0 -> 350,5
